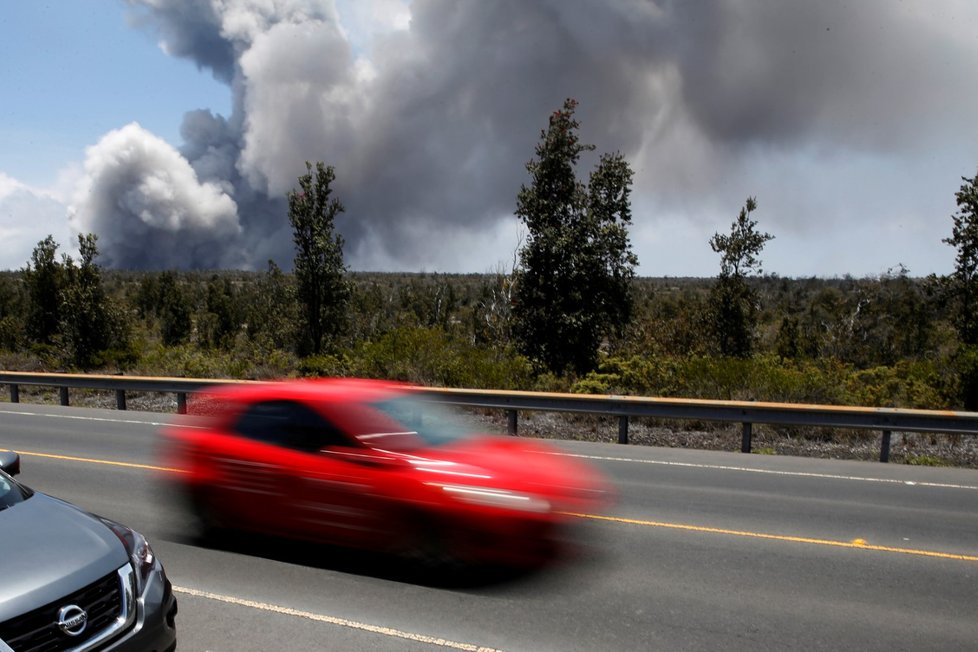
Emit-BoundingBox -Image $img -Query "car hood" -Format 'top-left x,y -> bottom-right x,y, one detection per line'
405,436 -> 614,512
0,493 -> 128,622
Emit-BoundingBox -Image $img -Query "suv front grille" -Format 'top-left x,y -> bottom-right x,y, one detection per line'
0,566 -> 133,652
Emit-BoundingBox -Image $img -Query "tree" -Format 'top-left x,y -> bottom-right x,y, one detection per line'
775,315 -> 801,360
23,235 -> 65,346
61,234 -> 114,367
708,197 -> 773,358
199,275 -> 242,349
288,161 -> 351,356
0,272 -> 25,351
135,271 -> 192,346
244,260 -> 297,351
512,99 -> 638,375
22,234 -> 130,368
943,169 -> 978,409
944,170 -> 978,346
157,272 -> 192,346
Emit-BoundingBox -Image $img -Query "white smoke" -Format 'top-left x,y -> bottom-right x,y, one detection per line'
69,123 -> 243,269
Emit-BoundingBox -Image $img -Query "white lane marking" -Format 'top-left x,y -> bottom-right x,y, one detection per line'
173,586 -> 503,651
0,407 -> 205,429
4,406 -> 974,491
0,407 -> 172,427
553,452 -> 978,491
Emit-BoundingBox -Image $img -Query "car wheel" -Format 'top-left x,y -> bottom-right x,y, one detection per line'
185,487 -> 230,544
401,514 -> 465,576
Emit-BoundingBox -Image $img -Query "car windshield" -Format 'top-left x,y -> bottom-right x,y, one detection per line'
356,395 -> 478,450
0,472 -> 30,511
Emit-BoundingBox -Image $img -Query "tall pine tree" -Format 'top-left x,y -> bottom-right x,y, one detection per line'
289,161 -> 350,356
512,99 -> 637,375
708,197 -> 773,358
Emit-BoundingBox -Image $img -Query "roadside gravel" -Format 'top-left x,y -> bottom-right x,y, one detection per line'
475,409 -> 978,469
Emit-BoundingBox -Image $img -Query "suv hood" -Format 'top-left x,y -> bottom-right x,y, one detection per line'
0,492 -> 128,621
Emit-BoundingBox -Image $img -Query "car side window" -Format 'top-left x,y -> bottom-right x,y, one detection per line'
234,400 -> 349,453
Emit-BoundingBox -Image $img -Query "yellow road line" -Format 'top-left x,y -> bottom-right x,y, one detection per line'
13,450 -> 184,473
172,586 -> 502,651
564,512 -> 978,562
12,448 -> 975,563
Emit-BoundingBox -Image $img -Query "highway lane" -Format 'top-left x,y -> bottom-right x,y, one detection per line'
2,404 -> 977,651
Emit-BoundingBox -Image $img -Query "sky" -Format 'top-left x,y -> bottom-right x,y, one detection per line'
2,0 -> 977,278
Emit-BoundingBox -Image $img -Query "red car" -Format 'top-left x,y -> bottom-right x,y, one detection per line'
161,379 -> 612,568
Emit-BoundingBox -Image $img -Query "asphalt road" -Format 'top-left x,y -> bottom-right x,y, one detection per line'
1,403 -> 977,651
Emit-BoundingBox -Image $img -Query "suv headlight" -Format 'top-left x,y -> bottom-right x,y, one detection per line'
100,517 -> 157,594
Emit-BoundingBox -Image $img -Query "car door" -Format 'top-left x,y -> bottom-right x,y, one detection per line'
206,400 -> 299,533
277,401 -> 395,548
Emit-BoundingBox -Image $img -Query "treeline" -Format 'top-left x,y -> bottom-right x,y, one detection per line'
2,98 -> 977,415
0,263 -> 966,411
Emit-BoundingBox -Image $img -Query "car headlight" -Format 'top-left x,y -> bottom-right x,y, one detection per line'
433,484 -> 551,513
100,518 -> 157,594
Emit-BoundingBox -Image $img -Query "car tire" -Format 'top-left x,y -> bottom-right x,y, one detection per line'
400,513 -> 467,579
185,487 -> 230,544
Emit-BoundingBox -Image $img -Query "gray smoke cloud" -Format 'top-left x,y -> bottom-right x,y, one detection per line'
67,0 -> 978,272
69,123 -> 245,268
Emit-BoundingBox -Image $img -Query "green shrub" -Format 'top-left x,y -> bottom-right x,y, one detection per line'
956,345 -> 978,410
904,454 -> 950,467
571,374 -> 617,395
0,316 -> 24,351
847,361 -> 946,409
350,325 -> 533,389
299,353 -> 353,378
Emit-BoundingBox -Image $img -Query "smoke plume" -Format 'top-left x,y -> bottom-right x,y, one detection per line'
66,0 -> 978,273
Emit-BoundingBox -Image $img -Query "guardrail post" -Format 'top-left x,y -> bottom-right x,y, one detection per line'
741,422 -> 752,453
59,386 -> 69,406
177,392 -> 188,415
507,410 -> 518,436
880,430 -> 891,463
618,415 -> 629,444
9,384 -> 18,403
116,389 -> 127,411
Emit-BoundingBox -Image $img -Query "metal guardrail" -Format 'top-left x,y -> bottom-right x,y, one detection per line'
2,371 -> 977,463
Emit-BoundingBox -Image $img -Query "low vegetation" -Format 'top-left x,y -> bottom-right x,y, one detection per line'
3,102 -> 978,467
0,268 -> 965,406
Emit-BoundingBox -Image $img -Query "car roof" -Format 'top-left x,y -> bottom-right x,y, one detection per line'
188,378 -> 413,416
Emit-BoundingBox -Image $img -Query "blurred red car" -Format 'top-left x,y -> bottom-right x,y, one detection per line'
161,378 -> 612,567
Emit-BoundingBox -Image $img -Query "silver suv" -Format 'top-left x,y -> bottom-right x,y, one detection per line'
0,451 -> 177,651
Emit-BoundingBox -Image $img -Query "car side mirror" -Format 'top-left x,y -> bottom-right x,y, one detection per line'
0,450 -> 21,476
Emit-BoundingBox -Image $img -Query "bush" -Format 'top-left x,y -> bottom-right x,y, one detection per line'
905,454 -> 950,467
571,374 -> 618,395
956,345 -> 978,410
350,325 -> 533,389
0,316 -> 24,351
299,353 -> 353,378
847,361 -> 947,409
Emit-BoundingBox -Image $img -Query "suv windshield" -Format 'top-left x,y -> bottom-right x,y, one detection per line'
0,472 -> 30,511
